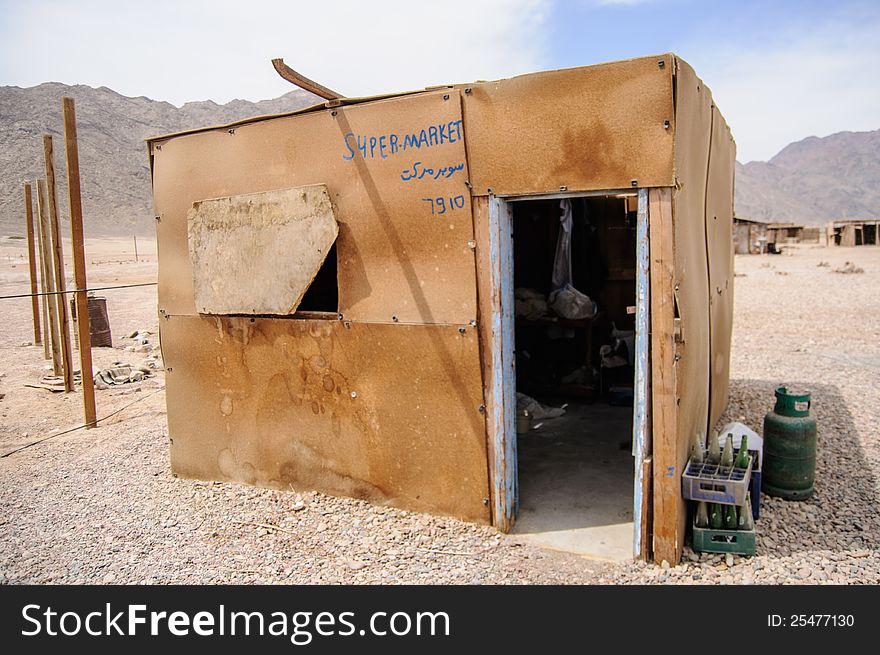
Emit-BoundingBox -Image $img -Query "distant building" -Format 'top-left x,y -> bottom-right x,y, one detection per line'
826,219 -> 880,246
733,216 -> 768,254
734,217 -> 820,253
767,223 -> 819,248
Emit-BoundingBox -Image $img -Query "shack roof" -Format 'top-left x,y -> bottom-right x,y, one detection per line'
733,216 -> 771,225
147,52 -> 724,146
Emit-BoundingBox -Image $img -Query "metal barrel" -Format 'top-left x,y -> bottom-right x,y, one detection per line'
70,295 -> 113,348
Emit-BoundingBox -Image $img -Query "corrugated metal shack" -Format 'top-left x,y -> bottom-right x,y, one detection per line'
148,54 -> 735,565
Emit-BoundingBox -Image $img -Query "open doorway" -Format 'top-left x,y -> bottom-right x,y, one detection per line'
505,193 -> 642,560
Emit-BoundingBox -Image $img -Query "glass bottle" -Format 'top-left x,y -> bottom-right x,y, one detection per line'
709,503 -> 723,529
691,433 -> 704,464
723,503 -> 737,529
735,439 -> 750,469
707,431 -> 721,465
695,501 -> 709,528
738,496 -> 755,531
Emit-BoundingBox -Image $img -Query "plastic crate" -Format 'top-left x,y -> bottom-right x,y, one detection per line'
749,449 -> 761,520
692,510 -> 757,556
682,451 -> 753,505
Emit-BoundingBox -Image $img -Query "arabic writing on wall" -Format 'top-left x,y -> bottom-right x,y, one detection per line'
400,161 -> 464,182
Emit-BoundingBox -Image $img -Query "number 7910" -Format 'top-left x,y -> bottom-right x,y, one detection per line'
422,195 -> 466,215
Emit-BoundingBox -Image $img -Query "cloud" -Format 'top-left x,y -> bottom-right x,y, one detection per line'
681,9 -> 880,162
0,0 -> 548,105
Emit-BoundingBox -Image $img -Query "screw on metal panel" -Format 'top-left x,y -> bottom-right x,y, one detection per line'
228,128 -> 235,135
464,88 -> 472,94
458,327 -> 467,335
350,391 -> 358,399
443,94 -> 450,100
658,60 -> 665,69
344,321 -> 352,329
560,185 -> 568,192
155,144 -> 162,150
166,367 -> 173,373
169,437 -> 173,444
482,497 -> 489,506
717,286 -> 722,295
663,120 -> 670,130
674,282 -> 680,291
631,180 -> 638,187
391,315 -> 398,322
337,313 -> 344,321
469,319 -> 477,327
487,187 -> 493,194
331,110 -> 338,117
674,353 -> 681,362
154,215 -> 161,221
467,240 -> 476,249
478,404 -> 486,413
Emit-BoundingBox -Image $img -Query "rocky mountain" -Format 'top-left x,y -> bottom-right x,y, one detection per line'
1,81 -> 877,234
735,129 -> 880,225
0,82 -> 320,236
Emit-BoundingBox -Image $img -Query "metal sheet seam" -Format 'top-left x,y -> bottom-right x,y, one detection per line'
701,106 -> 715,437
154,313 -> 476,328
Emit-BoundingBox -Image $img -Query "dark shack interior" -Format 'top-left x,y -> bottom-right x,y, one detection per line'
510,195 -> 637,558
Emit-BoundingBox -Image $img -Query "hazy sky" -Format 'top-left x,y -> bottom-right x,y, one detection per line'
1,0 -> 878,162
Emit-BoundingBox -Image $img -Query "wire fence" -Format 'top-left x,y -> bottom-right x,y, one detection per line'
0,282 -> 157,301
0,387 -> 164,458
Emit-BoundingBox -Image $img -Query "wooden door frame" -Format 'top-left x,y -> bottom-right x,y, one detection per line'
486,190 -> 654,561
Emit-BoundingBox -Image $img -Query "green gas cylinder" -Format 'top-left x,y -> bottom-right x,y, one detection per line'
762,387 -> 817,500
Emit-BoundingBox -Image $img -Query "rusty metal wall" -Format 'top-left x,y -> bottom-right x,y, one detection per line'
151,90 -> 488,521
462,55 -> 675,196
705,105 -> 736,429
152,90 -> 476,326
161,315 -> 490,521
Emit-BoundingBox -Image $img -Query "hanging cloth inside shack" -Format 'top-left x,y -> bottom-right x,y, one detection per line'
549,199 -> 596,320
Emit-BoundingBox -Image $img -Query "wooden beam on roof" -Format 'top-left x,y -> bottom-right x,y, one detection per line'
271,58 -> 343,101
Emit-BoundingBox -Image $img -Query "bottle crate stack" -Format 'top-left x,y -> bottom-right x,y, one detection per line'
682,433 -> 758,556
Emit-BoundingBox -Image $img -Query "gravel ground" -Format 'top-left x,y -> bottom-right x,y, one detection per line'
1,238 -> 878,584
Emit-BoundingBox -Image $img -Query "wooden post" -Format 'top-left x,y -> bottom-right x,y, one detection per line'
23,183 -> 42,345
62,97 -> 97,428
649,187 -> 680,566
38,201 -> 51,361
44,134 -> 75,392
36,179 -> 61,371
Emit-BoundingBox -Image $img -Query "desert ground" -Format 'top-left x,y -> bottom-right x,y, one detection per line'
0,237 -> 878,584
